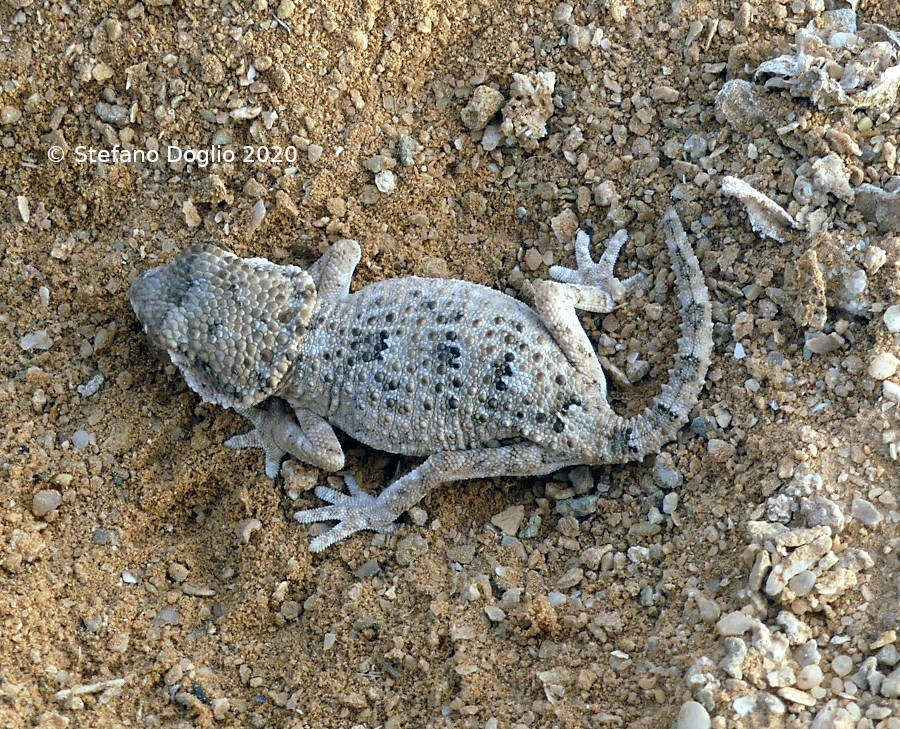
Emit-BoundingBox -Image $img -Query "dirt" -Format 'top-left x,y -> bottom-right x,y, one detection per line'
0,0 -> 898,728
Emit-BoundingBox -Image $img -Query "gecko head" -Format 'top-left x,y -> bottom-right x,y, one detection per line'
130,242 -> 317,409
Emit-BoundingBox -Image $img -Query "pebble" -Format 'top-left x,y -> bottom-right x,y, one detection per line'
375,170 -> 396,194
877,643 -> 899,666
777,687 -> 815,706
776,611 -> 811,645
276,0 -> 295,19
716,611 -> 756,636
182,199 -> 201,228
92,62 -> 114,82
19,329 -> 53,351
72,430 -> 91,449
353,559 -> 380,579
662,492 -> 679,514
95,101 -> 129,126
568,465 -> 593,494
168,562 -> 189,582
248,200 -> 266,234
869,352 -> 899,380
552,3 -> 572,23
567,25 -> 591,53
77,374 -> 104,397
446,544 -> 475,564
460,85 -> 504,131
650,85 -> 679,103
797,664 -> 824,690
655,454 -> 683,489
155,606 -> 180,626
806,332 -> 844,354
408,506 -> 427,526
273,190 -> 298,218
524,248 -> 543,270
707,438 -> 736,461
556,567 -> 583,589
550,209 -> 578,245
16,195 -> 30,223
398,134 -> 421,166
674,700 -> 710,729
884,305 -> 900,333
748,549 -> 771,591
0,105 -> 21,125
720,637 -> 747,678
555,494 -> 598,517
767,666 -> 795,687
481,124 -> 502,151
491,504 -> 524,535
885,380 -> 900,404
799,495 -> 844,530
236,518 -> 261,543
348,28 -> 368,51
211,698 -> 229,720
694,593 -> 720,623
880,666 -> 900,698
32,489 -> 62,517
831,654 -> 854,678
307,144 -> 323,163
851,496 -> 882,527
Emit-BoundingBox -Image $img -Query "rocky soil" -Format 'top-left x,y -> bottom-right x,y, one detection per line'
0,0 -> 898,727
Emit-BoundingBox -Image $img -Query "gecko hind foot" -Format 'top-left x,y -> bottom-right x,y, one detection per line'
549,229 -> 645,300
293,475 -> 398,552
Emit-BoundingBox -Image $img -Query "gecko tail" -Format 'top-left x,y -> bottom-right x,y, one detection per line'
601,208 -> 713,463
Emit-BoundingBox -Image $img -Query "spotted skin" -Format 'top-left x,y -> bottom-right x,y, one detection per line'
130,208 -> 713,551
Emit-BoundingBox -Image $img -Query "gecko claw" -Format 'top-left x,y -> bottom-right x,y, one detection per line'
294,475 -> 398,552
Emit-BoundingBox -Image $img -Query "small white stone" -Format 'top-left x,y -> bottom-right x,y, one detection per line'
19,329 -> 53,351
883,305 -> 900,333
883,380 -> 900,404
674,700 -> 710,729
32,489 -> 62,517
307,144 -> 323,163
869,352 -> 899,380
662,492 -> 679,514
375,170 -> 396,194
882,666 -> 900,698
832,655 -> 853,677
851,497 -> 882,527
16,195 -> 30,222
777,687 -> 815,706
491,505 -> 524,536
716,611 -> 756,636
796,664 -> 823,690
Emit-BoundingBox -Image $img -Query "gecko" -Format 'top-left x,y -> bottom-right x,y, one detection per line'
130,207 -> 713,552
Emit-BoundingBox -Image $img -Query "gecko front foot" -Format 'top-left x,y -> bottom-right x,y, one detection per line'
225,400 -> 305,478
294,476 -> 398,552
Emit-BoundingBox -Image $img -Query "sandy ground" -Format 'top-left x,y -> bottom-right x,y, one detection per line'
1,0 -> 899,727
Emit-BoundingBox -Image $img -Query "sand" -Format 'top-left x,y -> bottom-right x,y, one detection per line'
1,0 -> 898,727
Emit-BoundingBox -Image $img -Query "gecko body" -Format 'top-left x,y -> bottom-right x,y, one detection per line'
130,208 -> 712,551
